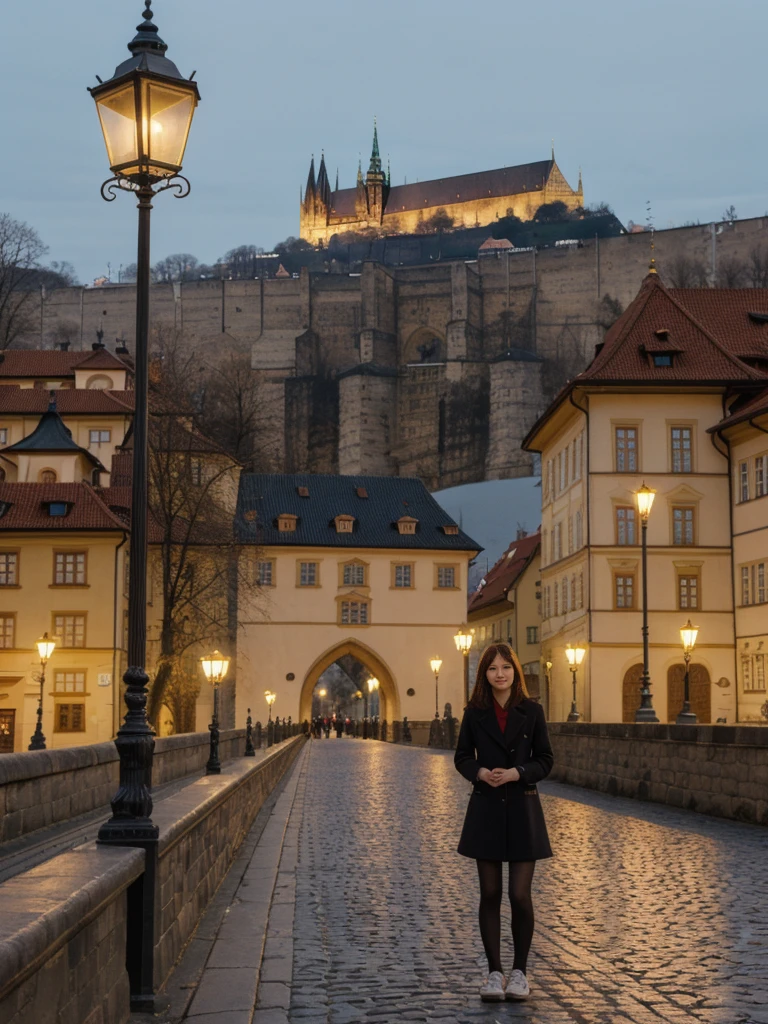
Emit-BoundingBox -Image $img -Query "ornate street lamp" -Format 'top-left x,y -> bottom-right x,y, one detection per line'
93,2 -> 200,845
28,633 -> 57,751
677,620 -> 699,725
564,643 -> 586,722
201,651 -> 229,775
428,657 -> 443,747
454,628 -> 474,702
265,690 -> 276,722
634,483 -> 659,723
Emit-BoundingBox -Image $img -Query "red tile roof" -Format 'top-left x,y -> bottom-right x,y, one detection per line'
467,533 -> 540,615
670,290 -> 768,361
0,483 -> 127,531
582,274 -> 767,384
710,386 -> 768,432
0,349 -> 131,378
0,387 -> 134,415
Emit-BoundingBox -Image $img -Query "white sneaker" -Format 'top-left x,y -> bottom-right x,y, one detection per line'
505,969 -> 530,1000
480,971 -> 506,1002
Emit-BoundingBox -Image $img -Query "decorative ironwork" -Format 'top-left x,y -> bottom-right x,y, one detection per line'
100,174 -> 191,203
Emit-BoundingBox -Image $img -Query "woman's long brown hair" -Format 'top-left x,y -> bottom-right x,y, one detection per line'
467,642 -> 529,710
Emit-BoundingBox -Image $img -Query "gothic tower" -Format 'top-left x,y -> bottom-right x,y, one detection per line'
365,121 -> 389,227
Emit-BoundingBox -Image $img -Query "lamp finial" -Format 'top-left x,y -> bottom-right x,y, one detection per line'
128,0 -> 168,57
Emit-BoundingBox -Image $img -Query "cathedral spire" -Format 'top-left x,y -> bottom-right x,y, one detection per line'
368,117 -> 382,175
317,152 -> 331,208
304,155 -> 316,205
357,156 -> 364,186
551,138 -> 555,162
335,167 -> 339,192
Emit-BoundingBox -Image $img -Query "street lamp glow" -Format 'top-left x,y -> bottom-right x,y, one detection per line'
90,2 -> 200,184
453,628 -> 474,655
680,620 -> 699,655
200,650 -> 229,685
367,677 -> 379,694
318,688 -> 327,698
265,691 -> 276,707
565,643 -> 586,668
635,483 -> 656,521
36,633 -> 57,664
430,657 -> 443,675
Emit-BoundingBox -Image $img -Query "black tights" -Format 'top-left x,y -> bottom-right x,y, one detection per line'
476,859 -> 535,975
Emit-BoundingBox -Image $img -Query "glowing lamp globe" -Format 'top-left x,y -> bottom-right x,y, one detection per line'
200,650 -> 229,685
635,483 -> 656,521
680,620 -> 699,655
36,633 -> 57,663
89,2 -> 200,184
430,658 -> 443,675
454,628 -> 474,655
565,643 -> 586,669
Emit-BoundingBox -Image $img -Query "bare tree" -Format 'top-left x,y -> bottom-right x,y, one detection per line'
716,255 -> 748,288
0,214 -> 48,349
153,253 -> 200,283
220,245 -> 266,279
664,254 -> 710,288
749,246 -> 768,288
197,353 -> 267,470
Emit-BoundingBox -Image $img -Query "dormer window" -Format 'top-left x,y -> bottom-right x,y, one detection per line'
0,501 -> 11,519
441,524 -> 459,536
396,515 -> 419,535
277,513 -> 298,532
334,514 -> 355,534
653,354 -> 673,367
297,486 -> 310,498
46,502 -> 70,517
356,487 -> 369,499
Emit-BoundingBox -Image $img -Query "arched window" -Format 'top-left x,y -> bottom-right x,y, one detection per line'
39,469 -> 57,483
86,374 -> 114,390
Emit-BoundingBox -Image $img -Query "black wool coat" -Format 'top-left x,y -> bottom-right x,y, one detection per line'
454,698 -> 554,862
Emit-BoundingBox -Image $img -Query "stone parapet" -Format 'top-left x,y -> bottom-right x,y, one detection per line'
0,729 -> 247,843
0,844 -> 144,1024
548,722 -> 768,825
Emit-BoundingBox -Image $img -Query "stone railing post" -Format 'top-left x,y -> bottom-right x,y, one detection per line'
444,702 -> 456,749
303,719 -> 309,735
392,720 -> 401,743
255,720 -> 263,748
380,719 -> 388,742
244,709 -> 255,757
267,720 -> 274,747
402,717 -> 412,743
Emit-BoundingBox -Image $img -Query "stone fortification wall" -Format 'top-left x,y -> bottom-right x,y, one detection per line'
548,722 -> 768,826
21,217 -> 768,489
0,729 -> 247,843
0,736 -> 305,1024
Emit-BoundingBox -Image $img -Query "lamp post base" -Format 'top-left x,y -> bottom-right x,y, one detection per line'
676,706 -> 698,725
567,706 -> 581,723
28,725 -> 46,751
428,715 -> 443,748
634,706 -> 660,723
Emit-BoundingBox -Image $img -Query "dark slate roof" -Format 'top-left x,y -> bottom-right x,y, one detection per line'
3,401 -> 104,467
330,160 -> 554,218
236,474 -> 482,551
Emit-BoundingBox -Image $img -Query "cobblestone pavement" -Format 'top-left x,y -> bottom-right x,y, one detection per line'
287,738 -> 768,1024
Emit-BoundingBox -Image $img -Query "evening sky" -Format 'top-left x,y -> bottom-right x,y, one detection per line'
2,0 -> 765,285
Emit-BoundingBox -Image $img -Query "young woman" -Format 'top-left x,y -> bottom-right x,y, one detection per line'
454,641 -> 554,1003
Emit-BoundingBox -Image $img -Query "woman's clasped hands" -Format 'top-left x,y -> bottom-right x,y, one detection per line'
477,766 -> 520,787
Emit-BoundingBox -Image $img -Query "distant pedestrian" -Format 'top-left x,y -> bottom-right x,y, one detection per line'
454,642 -> 553,1004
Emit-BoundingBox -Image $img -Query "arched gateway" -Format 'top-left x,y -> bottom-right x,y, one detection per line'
300,639 -> 399,723
235,473 -> 480,732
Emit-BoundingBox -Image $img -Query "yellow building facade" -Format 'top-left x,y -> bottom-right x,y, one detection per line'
524,273 -> 768,723
235,474 -> 480,730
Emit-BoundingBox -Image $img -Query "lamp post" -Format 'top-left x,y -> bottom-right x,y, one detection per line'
28,633 -> 57,751
367,677 -> 379,737
677,620 -> 699,725
93,2 -> 200,844
454,628 -> 474,702
634,483 -> 659,723
201,651 -> 229,775
428,657 -> 443,747
265,690 -> 276,723
564,643 -> 586,722
318,687 -> 327,719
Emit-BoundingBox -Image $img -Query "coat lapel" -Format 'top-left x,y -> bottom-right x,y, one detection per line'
475,707 -> 508,753
505,704 -> 528,745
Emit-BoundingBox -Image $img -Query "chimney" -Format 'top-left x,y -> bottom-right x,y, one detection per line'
59,341 -> 70,352
116,341 -> 129,356
92,341 -> 106,351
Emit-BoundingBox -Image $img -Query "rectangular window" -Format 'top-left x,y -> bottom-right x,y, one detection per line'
672,507 -> 695,546
526,626 -> 538,644
89,429 -> 111,445
55,703 -> 85,733
678,574 -> 699,610
759,563 -> 766,605
54,614 -> 86,648
568,516 -> 573,555
756,454 -> 768,498
299,562 -> 318,587
755,654 -> 766,692
577,572 -> 584,609
553,584 -> 559,616
742,565 -> 751,606
616,506 -> 636,545
54,552 -> 87,586
575,511 -> 583,550
742,654 -> 752,691
547,460 -> 554,501
190,459 -> 203,486
53,670 -> 86,694
559,450 -> 566,492
393,564 -> 413,588
0,615 -> 15,649
0,428 -> 7,445
257,560 -> 274,587
615,427 -> 638,472
740,461 -> 749,503
575,434 -> 582,480
615,574 -> 635,609
343,563 -> 366,586
671,427 -> 693,473
562,578 -> 570,613
436,566 -> 456,589
340,600 -> 369,625
0,552 -> 18,586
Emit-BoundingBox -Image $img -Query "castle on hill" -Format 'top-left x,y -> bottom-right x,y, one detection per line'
300,123 -> 584,245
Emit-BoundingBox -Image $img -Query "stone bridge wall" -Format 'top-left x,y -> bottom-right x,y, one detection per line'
0,736 -> 305,1024
548,722 -> 768,826
0,729 -> 247,843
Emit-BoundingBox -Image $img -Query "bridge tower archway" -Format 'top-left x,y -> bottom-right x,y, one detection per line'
299,639 -> 400,724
